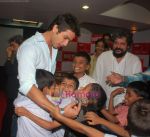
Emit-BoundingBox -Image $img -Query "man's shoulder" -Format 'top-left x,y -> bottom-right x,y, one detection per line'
126,52 -> 140,61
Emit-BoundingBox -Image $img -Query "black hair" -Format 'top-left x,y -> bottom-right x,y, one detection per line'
8,35 -> 24,45
74,51 -> 91,64
36,69 -> 55,91
127,99 -> 150,136
86,83 -> 107,113
48,13 -> 80,36
62,73 -> 79,90
95,38 -> 109,51
112,32 -> 132,46
127,81 -> 150,99
103,33 -> 112,39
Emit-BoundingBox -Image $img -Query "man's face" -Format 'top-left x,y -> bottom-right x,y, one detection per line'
51,25 -> 75,49
113,37 -> 128,58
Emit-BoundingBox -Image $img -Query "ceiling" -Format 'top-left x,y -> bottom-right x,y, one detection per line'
0,0 -> 150,31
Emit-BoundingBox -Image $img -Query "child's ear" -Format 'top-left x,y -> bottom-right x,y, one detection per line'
43,86 -> 49,92
86,64 -> 90,70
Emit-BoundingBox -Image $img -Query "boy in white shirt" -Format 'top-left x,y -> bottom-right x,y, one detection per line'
15,70 -> 79,137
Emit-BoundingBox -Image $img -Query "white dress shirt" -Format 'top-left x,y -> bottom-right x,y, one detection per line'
93,50 -> 142,106
17,32 -> 58,95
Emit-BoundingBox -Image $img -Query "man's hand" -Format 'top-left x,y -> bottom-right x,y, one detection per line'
6,46 -> 14,58
106,72 -> 124,85
50,106 -> 62,120
64,102 -> 81,119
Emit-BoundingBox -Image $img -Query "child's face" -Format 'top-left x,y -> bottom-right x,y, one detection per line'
46,84 -> 56,96
72,57 -> 89,75
77,84 -> 92,106
124,87 -> 142,106
61,78 -> 76,94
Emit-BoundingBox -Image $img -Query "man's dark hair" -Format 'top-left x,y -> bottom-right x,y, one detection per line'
62,73 -> 79,90
127,81 -> 150,99
127,99 -> 150,136
48,13 -> 80,36
36,69 -> 55,90
9,35 -> 24,45
74,51 -> 91,64
112,32 -> 132,46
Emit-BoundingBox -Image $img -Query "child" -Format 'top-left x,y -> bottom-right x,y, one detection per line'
72,51 -> 97,122
15,71 -> 79,137
51,99 -> 150,137
100,81 -> 150,127
127,99 -> 150,137
64,83 -> 107,137
14,69 -> 59,137
73,51 -> 96,89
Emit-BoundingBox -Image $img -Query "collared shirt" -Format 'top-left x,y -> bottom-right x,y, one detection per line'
17,32 -> 58,95
78,73 -> 96,89
93,50 -> 142,106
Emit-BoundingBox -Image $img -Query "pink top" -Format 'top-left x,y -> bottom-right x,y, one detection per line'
115,105 -> 129,127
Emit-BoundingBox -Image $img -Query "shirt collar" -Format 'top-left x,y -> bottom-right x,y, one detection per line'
35,32 -> 46,42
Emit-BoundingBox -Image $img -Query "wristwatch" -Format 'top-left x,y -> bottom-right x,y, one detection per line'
60,108 -> 64,114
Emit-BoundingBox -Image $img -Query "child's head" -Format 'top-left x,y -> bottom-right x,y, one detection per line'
124,81 -> 150,106
61,73 -> 79,94
72,51 -> 91,76
36,69 -> 56,96
78,83 -> 107,113
127,99 -> 150,136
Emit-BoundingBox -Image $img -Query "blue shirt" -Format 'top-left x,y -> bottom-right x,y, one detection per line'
17,32 -> 58,95
123,67 -> 150,87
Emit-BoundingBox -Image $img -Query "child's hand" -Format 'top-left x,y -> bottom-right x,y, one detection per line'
84,112 -> 102,125
15,107 -> 29,116
64,102 -> 81,119
110,88 -> 125,97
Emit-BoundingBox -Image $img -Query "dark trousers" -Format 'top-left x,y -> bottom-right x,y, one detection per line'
0,99 -> 14,137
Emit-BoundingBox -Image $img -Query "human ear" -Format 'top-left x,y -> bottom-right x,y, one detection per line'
52,25 -> 59,34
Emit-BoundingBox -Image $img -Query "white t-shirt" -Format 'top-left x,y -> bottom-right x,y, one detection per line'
14,93 -> 53,137
14,93 -> 75,137
93,50 -> 142,106
78,74 -> 97,89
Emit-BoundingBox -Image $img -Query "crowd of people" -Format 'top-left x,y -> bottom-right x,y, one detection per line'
1,13 -> 150,137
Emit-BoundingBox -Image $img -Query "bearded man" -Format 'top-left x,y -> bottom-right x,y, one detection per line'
93,32 -> 142,106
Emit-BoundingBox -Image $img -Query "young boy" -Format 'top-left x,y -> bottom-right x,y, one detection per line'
51,99 -> 150,137
15,71 -> 79,137
72,51 -> 97,122
100,81 -> 150,127
73,51 -> 96,89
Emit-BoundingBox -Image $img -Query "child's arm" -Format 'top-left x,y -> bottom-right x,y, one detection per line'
15,107 -> 61,130
85,112 -> 129,137
101,88 -> 125,123
51,106 -> 105,137
108,88 -> 125,114
101,109 -> 119,123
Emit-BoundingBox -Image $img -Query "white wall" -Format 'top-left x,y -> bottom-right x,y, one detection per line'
133,29 -> 150,43
0,27 -> 23,66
